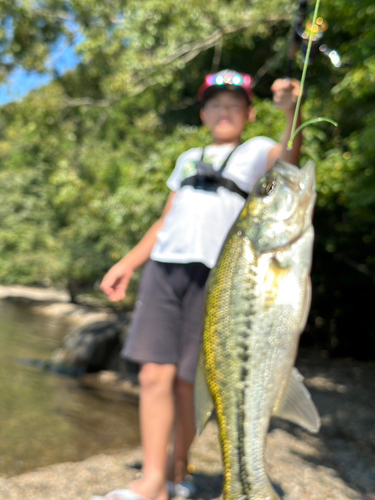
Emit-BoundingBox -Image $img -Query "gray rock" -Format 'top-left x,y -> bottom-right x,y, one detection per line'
51,314 -> 132,374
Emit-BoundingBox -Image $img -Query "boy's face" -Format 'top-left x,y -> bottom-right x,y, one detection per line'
200,90 -> 253,144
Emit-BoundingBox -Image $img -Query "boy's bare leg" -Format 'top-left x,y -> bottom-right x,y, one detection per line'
130,363 -> 177,500
168,378 -> 196,485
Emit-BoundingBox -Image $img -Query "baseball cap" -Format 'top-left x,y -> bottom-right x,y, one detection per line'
198,69 -> 252,104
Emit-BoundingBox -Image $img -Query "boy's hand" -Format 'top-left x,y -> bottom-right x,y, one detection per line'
100,260 -> 134,302
271,78 -> 300,111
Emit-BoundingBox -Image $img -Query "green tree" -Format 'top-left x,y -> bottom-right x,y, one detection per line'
0,0 -> 374,356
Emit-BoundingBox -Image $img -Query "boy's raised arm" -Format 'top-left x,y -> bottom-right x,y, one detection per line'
266,78 -> 302,170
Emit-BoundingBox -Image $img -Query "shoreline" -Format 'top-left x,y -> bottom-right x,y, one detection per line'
0,284 -> 116,326
0,284 -> 373,499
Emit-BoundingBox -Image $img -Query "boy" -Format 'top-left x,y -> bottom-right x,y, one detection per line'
97,70 -> 301,500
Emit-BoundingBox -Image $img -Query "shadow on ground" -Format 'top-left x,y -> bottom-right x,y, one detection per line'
271,351 -> 375,498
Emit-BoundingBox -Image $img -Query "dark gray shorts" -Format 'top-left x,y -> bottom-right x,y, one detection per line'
122,260 -> 210,383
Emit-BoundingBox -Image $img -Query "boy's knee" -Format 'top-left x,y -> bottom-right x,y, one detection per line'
138,362 -> 176,390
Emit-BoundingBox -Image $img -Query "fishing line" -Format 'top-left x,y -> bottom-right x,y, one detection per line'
287,0 -> 338,158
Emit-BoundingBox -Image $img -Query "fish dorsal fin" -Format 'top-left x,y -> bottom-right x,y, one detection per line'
272,368 -> 320,433
194,351 -> 215,435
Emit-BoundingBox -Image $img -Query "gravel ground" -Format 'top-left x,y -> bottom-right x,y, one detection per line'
0,353 -> 374,500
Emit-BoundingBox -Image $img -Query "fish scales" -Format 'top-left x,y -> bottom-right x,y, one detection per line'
204,230 -> 245,499
204,234 -> 285,498
197,160 -> 320,500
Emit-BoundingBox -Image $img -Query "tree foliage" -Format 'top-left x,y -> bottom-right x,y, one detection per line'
0,0 -> 374,356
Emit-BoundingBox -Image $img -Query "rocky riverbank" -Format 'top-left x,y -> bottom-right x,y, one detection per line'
0,286 -> 374,500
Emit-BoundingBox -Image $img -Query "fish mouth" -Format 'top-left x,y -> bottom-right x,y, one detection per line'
254,161 -> 316,202
245,160 -> 316,252
275,160 -> 316,195
274,160 -> 316,224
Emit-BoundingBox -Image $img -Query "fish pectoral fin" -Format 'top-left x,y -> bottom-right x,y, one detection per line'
272,368 -> 321,433
194,351 -> 215,436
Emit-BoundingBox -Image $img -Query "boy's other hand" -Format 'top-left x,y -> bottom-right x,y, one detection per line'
271,78 -> 300,111
100,260 -> 134,302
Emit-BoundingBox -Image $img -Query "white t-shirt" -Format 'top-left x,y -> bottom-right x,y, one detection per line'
151,136 -> 276,269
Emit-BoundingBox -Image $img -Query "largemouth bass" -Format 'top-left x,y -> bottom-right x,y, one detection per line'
195,160 -> 320,500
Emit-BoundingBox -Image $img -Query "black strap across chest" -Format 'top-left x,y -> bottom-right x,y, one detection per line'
180,146 -> 248,199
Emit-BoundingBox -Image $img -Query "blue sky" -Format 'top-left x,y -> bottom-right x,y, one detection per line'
0,43 -> 80,105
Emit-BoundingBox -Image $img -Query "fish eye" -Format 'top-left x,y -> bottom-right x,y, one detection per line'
257,180 -> 276,197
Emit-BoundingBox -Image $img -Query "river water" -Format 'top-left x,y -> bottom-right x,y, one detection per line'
0,300 -> 140,477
